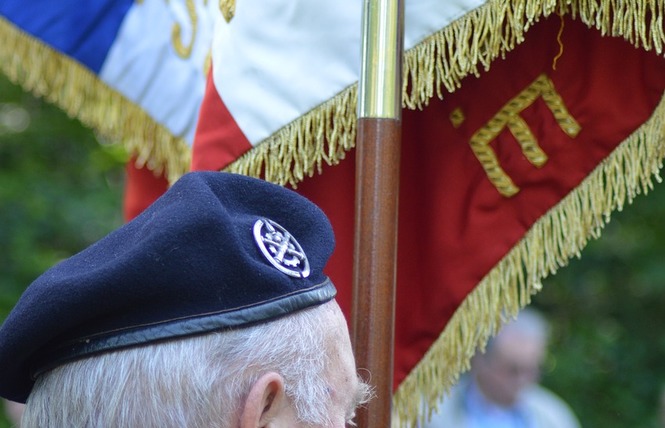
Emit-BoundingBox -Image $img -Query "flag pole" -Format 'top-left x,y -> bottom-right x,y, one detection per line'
352,0 -> 404,426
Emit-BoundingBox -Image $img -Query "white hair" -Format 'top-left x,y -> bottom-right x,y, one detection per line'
22,301 -> 343,428
486,307 -> 550,355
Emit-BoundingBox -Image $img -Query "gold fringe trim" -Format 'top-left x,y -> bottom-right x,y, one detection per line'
405,0 -> 665,110
403,0 -> 557,110
0,16 -> 191,183
391,92 -> 665,427
224,85 -> 358,187
567,0 -> 665,54
225,0 -> 665,187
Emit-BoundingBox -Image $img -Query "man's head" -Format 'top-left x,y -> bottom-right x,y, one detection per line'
0,171 -> 370,426
22,300 -> 370,427
472,308 -> 549,407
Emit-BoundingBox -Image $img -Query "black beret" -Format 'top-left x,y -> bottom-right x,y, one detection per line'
0,171 -> 336,403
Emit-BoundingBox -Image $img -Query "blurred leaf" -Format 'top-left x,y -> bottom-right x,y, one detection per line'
535,180 -> 665,428
0,74 -> 125,321
1,74 -> 126,425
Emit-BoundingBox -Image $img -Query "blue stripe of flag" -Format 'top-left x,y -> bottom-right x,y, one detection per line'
1,0 -> 135,73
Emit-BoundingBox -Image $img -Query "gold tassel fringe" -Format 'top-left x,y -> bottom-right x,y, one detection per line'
391,93 -> 665,427
224,85 -> 358,187
0,16 -> 191,183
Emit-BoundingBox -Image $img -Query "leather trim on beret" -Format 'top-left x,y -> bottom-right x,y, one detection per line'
30,279 -> 336,380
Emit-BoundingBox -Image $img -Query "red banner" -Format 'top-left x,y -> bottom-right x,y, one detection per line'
292,15 -> 665,420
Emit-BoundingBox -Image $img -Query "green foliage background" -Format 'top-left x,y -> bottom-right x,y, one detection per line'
0,75 -> 126,427
536,177 -> 665,428
2,70 -> 665,427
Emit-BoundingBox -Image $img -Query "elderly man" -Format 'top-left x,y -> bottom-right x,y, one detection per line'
423,308 -> 580,428
0,171 -> 370,427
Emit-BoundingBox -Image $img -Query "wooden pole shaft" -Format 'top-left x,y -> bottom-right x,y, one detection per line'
352,117 -> 401,428
354,0 -> 403,425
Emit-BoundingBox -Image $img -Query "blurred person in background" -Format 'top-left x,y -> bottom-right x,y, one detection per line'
422,308 -> 580,428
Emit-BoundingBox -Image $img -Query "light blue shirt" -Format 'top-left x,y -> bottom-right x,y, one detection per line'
421,377 -> 581,428
464,381 -> 530,428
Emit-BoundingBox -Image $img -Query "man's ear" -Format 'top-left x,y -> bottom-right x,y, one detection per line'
240,372 -> 288,428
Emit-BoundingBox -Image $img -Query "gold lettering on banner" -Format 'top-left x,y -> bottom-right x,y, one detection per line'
170,0 -> 198,59
469,74 -> 581,197
449,107 -> 465,128
133,0 -> 211,73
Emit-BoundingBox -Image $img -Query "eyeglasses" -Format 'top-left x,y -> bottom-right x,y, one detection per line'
485,352 -> 542,380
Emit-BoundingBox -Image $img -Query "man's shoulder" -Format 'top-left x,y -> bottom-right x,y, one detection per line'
522,384 -> 581,428
420,379 -> 468,427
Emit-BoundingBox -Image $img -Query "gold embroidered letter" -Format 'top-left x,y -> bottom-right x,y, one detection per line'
171,0 -> 198,59
469,74 -> 581,197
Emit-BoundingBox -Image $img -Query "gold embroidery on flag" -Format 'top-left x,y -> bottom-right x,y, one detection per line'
220,0 -> 235,23
171,0 -> 198,59
449,107 -> 465,128
204,51 -> 212,75
469,74 -> 580,197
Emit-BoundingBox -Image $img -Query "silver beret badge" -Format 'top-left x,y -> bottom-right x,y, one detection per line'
253,218 -> 310,278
